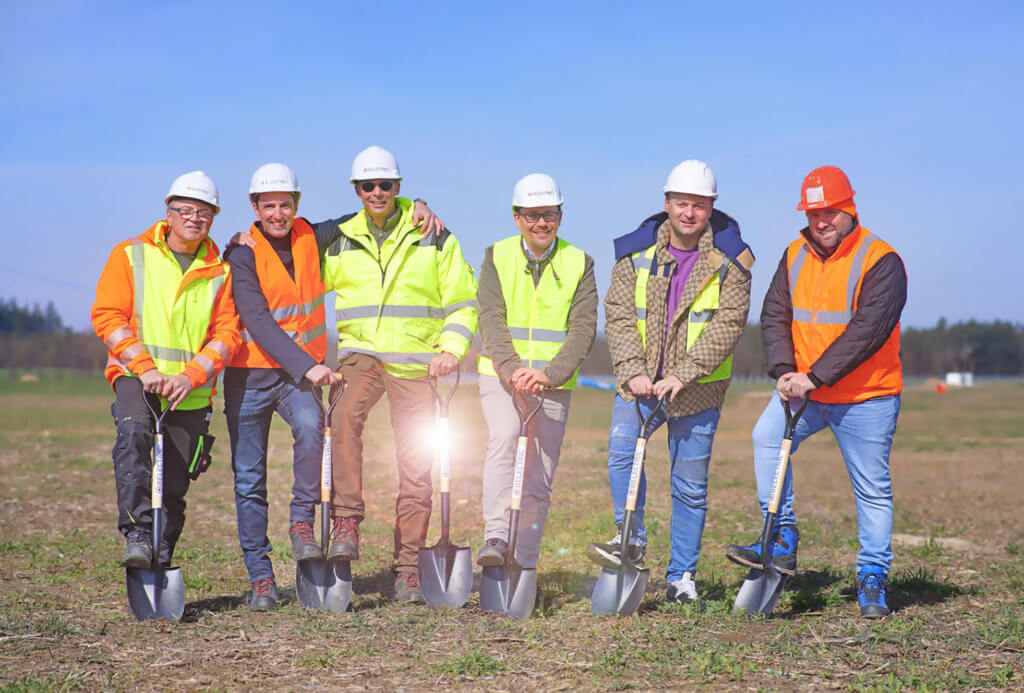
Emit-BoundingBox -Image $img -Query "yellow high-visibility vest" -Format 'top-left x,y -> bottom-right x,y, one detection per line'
477,236 -> 586,389
322,197 -> 478,379
633,244 -> 732,383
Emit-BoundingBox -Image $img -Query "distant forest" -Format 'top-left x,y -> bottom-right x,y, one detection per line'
1,298 -> 1021,376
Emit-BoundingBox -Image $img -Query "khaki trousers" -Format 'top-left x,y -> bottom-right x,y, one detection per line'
479,374 -> 572,569
329,354 -> 434,571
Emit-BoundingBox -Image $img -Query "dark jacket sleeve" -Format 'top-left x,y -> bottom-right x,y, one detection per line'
477,246 -> 523,380
760,249 -> 797,379
224,244 -> 317,382
808,252 -> 907,386
311,215 -> 357,256
544,254 -> 598,387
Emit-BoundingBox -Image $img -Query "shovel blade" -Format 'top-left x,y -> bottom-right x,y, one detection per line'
591,563 -> 649,616
126,567 -> 185,621
418,541 -> 473,608
479,563 -> 537,618
295,559 -> 353,612
733,566 -> 788,616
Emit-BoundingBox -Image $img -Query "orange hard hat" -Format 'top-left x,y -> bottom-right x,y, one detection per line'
797,165 -> 856,211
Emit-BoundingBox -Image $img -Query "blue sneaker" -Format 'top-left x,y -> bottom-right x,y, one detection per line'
725,525 -> 798,576
857,571 -> 889,618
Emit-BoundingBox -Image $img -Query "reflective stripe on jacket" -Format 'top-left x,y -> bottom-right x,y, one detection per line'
787,224 -> 902,403
229,218 -> 326,368
632,244 -> 732,383
321,197 -> 478,378
91,221 -> 241,410
477,236 -> 587,389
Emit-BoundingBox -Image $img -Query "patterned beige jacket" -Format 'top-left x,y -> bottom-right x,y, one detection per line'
604,220 -> 752,417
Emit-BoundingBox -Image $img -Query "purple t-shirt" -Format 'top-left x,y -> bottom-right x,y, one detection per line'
660,244 -> 700,377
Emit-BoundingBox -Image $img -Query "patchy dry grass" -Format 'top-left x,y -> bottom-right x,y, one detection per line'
0,374 -> 1022,690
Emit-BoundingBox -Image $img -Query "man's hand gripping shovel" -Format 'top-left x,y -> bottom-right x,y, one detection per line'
479,390 -> 544,618
732,396 -> 808,616
418,368 -> 473,608
591,396 -> 664,616
295,382 -> 353,612
126,398 -> 186,621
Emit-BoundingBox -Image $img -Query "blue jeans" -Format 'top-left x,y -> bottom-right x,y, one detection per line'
607,394 -> 721,581
224,380 -> 323,582
752,391 -> 900,574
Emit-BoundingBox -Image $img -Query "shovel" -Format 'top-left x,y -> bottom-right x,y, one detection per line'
479,389 -> 544,618
591,396 -> 664,616
732,396 -> 809,616
419,369 -> 473,608
126,397 -> 186,621
295,383 -> 353,612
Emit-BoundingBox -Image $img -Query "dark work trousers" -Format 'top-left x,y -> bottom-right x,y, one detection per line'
110,375 -> 210,564
329,353 -> 435,572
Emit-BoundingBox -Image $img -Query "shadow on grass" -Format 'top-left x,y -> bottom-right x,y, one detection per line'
182,594 -> 245,621
785,567 -> 848,614
874,566 -> 964,611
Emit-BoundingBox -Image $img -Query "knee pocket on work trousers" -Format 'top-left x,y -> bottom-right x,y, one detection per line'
113,418 -> 152,486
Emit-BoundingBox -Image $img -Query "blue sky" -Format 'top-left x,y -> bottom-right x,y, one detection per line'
2,1 -> 1022,331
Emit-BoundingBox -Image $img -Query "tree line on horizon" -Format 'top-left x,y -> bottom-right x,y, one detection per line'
1,299 -> 1021,377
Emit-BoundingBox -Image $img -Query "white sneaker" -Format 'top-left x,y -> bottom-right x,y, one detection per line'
667,571 -> 698,604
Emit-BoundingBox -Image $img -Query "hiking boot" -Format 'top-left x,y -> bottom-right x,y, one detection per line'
250,577 -> 278,611
121,529 -> 153,569
667,571 -> 699,604
327,517 -> 359,561
857,571 -> 889,619
586,527 -> 646,570
476,538 -> 507,567
289,521 -> 323,562
725,525 -> 798,576
394,571 -> 424,604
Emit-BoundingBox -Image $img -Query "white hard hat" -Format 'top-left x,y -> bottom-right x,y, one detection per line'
350,146 -> 401,182
165,170 -> 220,213
512,173 -> 564,208
249,163 -> 301,201
663,160 -> 718,199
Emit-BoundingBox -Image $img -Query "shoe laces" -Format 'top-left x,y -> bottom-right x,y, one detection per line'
485,538 -> 506,548
398,571 -> 419,589
252,577 -> 275,597
672,572 -> 698,600
332,517 -> 359,541
858,573 -> 886,599
290,522 -> 315,542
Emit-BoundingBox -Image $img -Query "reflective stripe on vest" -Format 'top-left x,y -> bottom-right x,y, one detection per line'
632,244 -> 732,383
321,197 -> 478,378
786,225 -> 903,403
476,236 -> 586,389
125,225 -> 227,409
230,218 -> 327,368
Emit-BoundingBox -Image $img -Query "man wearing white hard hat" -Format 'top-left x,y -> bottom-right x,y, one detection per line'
224,161 -> 447,608
320,146 -> 478,603
586,160 -> 753,604
475,173 -> 598,569
92,171 -> 240,571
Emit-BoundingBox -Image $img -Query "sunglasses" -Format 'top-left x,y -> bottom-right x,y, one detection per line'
359,181 -> 395,193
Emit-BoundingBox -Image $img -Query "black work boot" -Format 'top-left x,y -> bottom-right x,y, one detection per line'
476,538 -> 507,567
290,521 -> 323,562
121,528 -> 153,569
327,517 -> 359,561
250,578 -> 278,611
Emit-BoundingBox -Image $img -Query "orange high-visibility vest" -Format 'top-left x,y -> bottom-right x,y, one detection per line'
229,217 -> 327,368
786,225 -> 902,403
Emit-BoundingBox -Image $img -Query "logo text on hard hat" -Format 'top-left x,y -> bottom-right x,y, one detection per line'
806,186 -> 825,204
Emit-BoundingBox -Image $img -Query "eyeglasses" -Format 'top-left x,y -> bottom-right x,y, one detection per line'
168,205 -> 215,222
518,211 -> 560,223
359,181 -> 395,193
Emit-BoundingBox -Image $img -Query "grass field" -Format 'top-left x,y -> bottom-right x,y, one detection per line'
1,372 -> 1022,691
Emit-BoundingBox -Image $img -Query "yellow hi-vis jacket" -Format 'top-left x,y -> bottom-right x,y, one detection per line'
477,236 -> 587,389
633,243 -> 732,383
92,221 -> 241,410
321,198 -> 478,378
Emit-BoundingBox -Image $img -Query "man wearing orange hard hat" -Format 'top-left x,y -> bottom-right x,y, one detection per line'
726,165 -> 907,618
